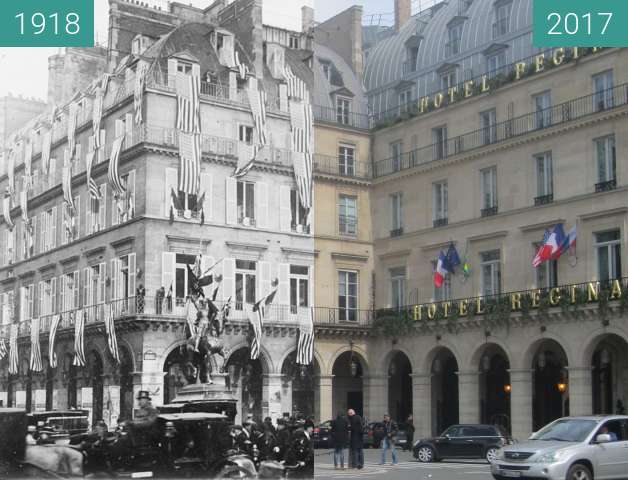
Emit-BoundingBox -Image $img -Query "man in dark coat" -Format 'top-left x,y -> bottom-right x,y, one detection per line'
331,412 -> 349,469
275,418 -> 292,460
347,409 -> 363,469
405,414 -> 415,451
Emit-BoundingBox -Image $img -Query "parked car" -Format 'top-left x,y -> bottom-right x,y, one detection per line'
491,415 -> 628,480
312,420 -> 333,449
27,410 -> 90,444
364,422 -> 385,448
414,424 -> 514,463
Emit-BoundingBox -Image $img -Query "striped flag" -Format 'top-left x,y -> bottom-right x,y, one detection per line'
3,195 -> 14,230
134,63 -> 149,125
297,308 -> 314,365
176,72 -> 201,134
29,317 -> 43,372
68,101 -> 79,160
249,288 -> 277,360
0,338 -> 7,360
62,151 -> 76,211
233,143 -> 258,179
108,133 -> 127,198
7,148 -> 15,196
24,137 -> 33,189
73,310 -> 86,367
93,87 -> 104,149
49,314 -> 61,368
105,304 -> 120,363
85,149 -> 101,200
178,132 -> 201,196
8,323 -> 18,375
41,129 -> 52,175
101,73 -> 112,95
235,51 -> 249,80
20,189 -> 28,223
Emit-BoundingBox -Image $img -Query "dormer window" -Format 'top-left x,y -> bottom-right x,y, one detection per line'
177,62 -> 193,75
441,70 -> 457,91
216,33 -> 224,50
493,1 -> 512,38
447,23 -> 463,56
487,50 -> 507,78
321,61 -> 331,81
131,35 -> 152,55
398,89 -> 413,114
289,35 -> 300,49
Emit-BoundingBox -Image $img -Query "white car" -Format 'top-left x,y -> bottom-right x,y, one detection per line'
491,415 -> 628,480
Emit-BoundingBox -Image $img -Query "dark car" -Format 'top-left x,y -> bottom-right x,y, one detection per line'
27,410 -> 90,444
312,420 -> 332,449
363,422 -> 385,448
413,424 -> 514,463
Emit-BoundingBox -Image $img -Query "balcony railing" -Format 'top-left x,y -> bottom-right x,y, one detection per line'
481,205 -> 499,217
534,194 -> 554,206
373,83 -> 628,178
312,307 -> 374,327
595,179 -> 617,192
433,217 -> 448,228
390,227 -> 404,237
312,105 -> 370,130
313,153 -> 372,179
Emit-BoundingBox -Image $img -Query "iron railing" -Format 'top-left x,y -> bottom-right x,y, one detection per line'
312,307 -> 374,327
313,153 -> 372,179
312,105 -> 370,130
373,83 -> 628,177
534,194 -> 554,206
595,179 -> 617,192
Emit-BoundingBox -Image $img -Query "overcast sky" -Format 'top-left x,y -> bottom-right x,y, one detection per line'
0,0 -> 313,100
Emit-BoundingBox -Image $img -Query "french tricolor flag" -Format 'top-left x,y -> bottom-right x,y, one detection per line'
532,224 -> 577,267
434,251 -> 451,288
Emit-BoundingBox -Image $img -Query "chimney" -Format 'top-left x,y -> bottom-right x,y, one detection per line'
302,5 -> 314,33
395,0 -> 412,32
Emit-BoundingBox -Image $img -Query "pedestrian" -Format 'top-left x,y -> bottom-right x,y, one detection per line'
405,414 -> 415,451
379,414 -> 398,465
331,411 -> 349,469
347,408 -> 364,469
155,286 -> 165,314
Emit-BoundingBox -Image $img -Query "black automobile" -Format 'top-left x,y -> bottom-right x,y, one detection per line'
413,424 -> 514,463
312,420 -> 332,448
27,410 -> 90,444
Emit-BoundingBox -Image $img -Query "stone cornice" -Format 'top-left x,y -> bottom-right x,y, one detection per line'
579,207 -> 628,222
519,219 -> 567,232
330,252 -> 369,263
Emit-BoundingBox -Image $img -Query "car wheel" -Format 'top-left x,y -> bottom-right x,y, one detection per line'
485,447 -> 499,463
416,446 -> 435,463
566,463 -> 592,480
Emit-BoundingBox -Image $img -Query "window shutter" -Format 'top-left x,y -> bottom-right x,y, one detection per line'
127,170 -> 136,219
221,258 -> 235,302
51,277 -> 57,314
279,186 -> 291,232
125,113 -> 133,147
115,119 -> 125,138
98,263 -> 106,304
28,285 -> 34,320
83,268 -> 91,308
49,157 -> 57,183
73,271 -> 79,309
164,168 -> 178,218
19,287 -> 25,322
128,253 -> 136,298
110,259 -> 118,301
255,182 -> 269,229
98,130 -> 106,164
15,221 -> 21,261
86,196 -> 93,235
74,195 -> 80,239
200,172 -> 213,222
161,252 -> 175,294
278,263 -> 290,306
112,186 -> 119,227
59,276 -> 65,313
39,213 -> 45,253
50,206 -> 57,249
0,229 -> 4,266
225,177 -> 237,225
38,282 -> 44,317
259,261 -> 271,298
97,184 -> 105,230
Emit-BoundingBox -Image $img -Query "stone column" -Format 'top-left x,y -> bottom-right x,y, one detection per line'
457,370 -> 480,424
363,374 -> 388,421
568,366 -> 593,416
263,374 -> 284,422
411,374 -> 432,438
508,369 -> 533,441
317,375 -> 333,423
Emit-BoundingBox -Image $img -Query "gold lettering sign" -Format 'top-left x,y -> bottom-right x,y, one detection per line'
552,48 -> 565,66
515,62 -> 527,80
534,54 -> 545,73
572,47 -> 580,59
587,282 -> 599,302
427,303 -> 437,320
434,93 -> 444,109
610,279 -> 622,300
464,80 -> 474,98
481,75 -> 490,93
459,299 -> 468,316
549,288 -> 561,306
511,293 -> 521,311
570,285 -> 578,304
448,86 -> 458,103
531,290 -> 541,307
476,297 -> 485,314
413,304 -> 423,321
443,301 -> 451,317
419,96 -> 430,113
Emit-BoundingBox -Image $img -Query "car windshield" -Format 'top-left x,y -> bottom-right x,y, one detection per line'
531,419 -> 597,442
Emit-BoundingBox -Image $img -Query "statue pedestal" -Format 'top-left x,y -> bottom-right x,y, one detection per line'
172,374 -> 237,403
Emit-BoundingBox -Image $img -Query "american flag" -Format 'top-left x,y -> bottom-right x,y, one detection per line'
68,101 -> 79,160
3,195 -> 14,230
7,148 -> 15,196
134,63 -> 149,125
233,143 -> 258,179
85,150 -> 101,200
0,338 -> 7,360
284,66 -> 307,100
24,137 -> 33,188
41,129 -> 52,175
8,323 -> 18,375
93,87 -> 104,149
532,229 -> 552,268
73,310 -> 86,367
20,189 -> 28,223
49,314 -> 61,368
29,317 -> 43,372
233,77 -> 268,180
235,51 -> 249,80
108,133 -> 126,198
105,304 -> 120,363
176,72 -> 201,134
101,73 -> 112,95
297,308 -> 314,365
249,288 -> 277,360
178,132 -> 201,196
62,151 -> 76,211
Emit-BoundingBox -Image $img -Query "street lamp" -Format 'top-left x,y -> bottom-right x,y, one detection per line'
482,354 -> 491,372
504,384 -> 512,394
557,382 -> 568,394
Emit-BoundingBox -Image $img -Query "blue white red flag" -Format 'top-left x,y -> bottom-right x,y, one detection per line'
533,224 -> 576,267
434,251 -> 451,288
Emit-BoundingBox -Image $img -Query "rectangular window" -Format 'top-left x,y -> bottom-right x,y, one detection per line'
235,260 -> 257,310
536,251 -> 558,289
175,253 -> 197,304
338,195 -> 357,236
593,71 -> 614,111
533,91 -> 552,129
448,23 -> 462,55
290,189 -> 308,232
177,62 -> 193,74
595,135 -> 616,188
177,191 -> 198,215
398,89 -> 412,114
390,141 -> 403,171
289,35 -> 300,49
432,126 -> 448,160
480,109 -> 497,144
432,181 -> 448,226
480,250 -> 501,296
237,181 -> 255,225
432,260 -> 451,301
535,152 -> 554,202
441,70 -> 457,91
289,265 -> 309,313
238,125 -> 254,145
595,230 -> 621,282
481,167 -> 498,213
338,144 -> 356,176
338,270 -> 358,321
494,2 -> 511,37
487,51 -> 507,78
390,267 -> 406,309
336,97 -> 351,125
391,193 -> 403,234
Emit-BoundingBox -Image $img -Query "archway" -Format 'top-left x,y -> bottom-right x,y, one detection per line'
225,347 -> 266,423
387,351 -> 412,424
476,344 -> 511,432
431,348 -> 458,435
163,345 -> 189,405
281,351 -> 319,419
532,340 -> 568,431
119,347 -> 134,421
332,351 -> 366,418
589,334 -> 628,415
87,351 -> 104,424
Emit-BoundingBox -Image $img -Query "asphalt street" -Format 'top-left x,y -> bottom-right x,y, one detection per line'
314,448 -> 494,480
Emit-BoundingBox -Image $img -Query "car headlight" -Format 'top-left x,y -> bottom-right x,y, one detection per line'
534,450 -> 567,464
494,448 -> 505,460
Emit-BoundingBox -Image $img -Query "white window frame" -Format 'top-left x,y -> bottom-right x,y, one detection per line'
289,265 -> 309,313
338,144 -> 356,176
480,250 -> 501,296
535,152 -> 554,198
480,109 -> 497,144
338,270 -> 358,321
174,253 -> 197,305
432,126 -> 448,160
448,23 -> 463,55
391,192 -> 403,232
390,267 -> 406,309
593,70 -> 614,111
432,181 -> 448,222
441,70 -> 457,91
487,51 -> 507,78
390,141 -> 403,171
481,167 -> 498,210
336,96 -> 351,125
533,91 -> 552,129
290,189 -> 308,231
338,194 -> 357,236
237,181 -> 255,225
431,260 -> 451,301
238,124 -> 254,145
398,89 -> 412,113
595,135 -> 616,183
595,230 -> 621,282
235,259 -> 257,310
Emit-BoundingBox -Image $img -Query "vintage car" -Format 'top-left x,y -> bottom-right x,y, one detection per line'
27,409 -> 90,444
159,398 -> 237,422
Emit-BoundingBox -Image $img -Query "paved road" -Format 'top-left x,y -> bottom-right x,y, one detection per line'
314,448 -> 494,480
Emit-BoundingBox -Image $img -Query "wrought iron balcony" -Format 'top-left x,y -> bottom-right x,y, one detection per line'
595,179 -> 617,192
481,205 -> 499,217
313,153 -> 372,179
312,105 -> 370,130
312,307 -> 374,327
433,217 -> 449,228
534,194 -> 554,206
390,227 -> 404,238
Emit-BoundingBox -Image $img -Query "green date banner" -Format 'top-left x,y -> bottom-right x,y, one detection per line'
534,0 -> 628,47
0,0 -> 94,47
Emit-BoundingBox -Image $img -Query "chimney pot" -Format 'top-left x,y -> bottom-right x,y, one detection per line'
395,0 -> 412,32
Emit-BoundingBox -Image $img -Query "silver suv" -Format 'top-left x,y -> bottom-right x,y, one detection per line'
491,416 -> 628,480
